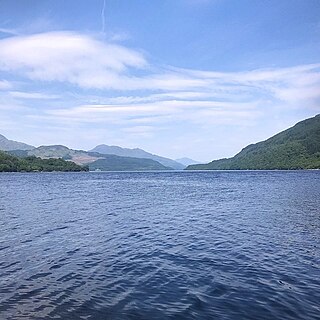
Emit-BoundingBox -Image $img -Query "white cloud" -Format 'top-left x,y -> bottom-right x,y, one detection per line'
272,86 -> 320,104
0,31 -> 147,89
0,103 -> 30,111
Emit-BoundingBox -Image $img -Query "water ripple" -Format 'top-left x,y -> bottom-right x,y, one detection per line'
0,171 -> 319,319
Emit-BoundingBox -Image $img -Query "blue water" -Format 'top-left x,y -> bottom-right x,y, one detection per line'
0,171 -> 319,319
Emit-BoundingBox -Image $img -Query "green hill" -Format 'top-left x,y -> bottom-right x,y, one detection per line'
187,114 -> 320,170
89,155 -> 171,171
0,151 -> 88,172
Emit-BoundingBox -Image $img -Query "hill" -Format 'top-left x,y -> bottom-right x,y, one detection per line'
26,145 -> 171,171
187,114 -> 320,170
0,151 -> 88,172
27,145 -> 102,165
90,145 -> 185,170
0,134 -> 34,151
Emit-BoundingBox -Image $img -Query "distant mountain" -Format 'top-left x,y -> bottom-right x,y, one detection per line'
27,145 -> 171,171
187,114 -> 320,170
175,157 -> 201,166
0,134 -> 34,151
90,145 -> 185,170
0,151 -> 87,172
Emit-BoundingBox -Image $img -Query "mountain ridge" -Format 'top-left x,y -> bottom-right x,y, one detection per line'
26,145 -> 172,171
0,134 -> 186,170
0,134 -> 34,151
90,144 -> 185,169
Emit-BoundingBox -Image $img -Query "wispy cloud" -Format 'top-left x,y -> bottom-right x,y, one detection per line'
9,91 -> 60,100
0,80 -> 12,90
101,0 -> 107,34
0,31 -> 319,105
0,27 -> 20,36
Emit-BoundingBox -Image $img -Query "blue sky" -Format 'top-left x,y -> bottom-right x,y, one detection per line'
0,0 -> 319,161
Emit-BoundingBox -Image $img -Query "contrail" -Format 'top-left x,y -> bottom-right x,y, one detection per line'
101,0 -> 106,34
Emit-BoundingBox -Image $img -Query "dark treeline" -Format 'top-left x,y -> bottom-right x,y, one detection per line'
0,151 -> 88,172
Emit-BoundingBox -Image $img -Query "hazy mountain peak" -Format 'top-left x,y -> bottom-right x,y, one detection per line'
0,133 -> 34,151
175,157 -> 201,166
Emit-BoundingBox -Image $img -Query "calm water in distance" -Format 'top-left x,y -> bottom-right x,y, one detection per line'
0,171 -> 319,319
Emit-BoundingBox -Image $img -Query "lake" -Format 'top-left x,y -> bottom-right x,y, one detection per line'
0,171 -> 319,319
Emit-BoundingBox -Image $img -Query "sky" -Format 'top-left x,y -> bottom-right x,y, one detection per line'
0,0 -> 319,162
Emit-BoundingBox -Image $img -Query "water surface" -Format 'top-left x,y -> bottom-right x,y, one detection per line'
0,171 -> 319,319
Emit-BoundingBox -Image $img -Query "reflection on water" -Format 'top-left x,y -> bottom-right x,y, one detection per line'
0,171 -> 319,319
